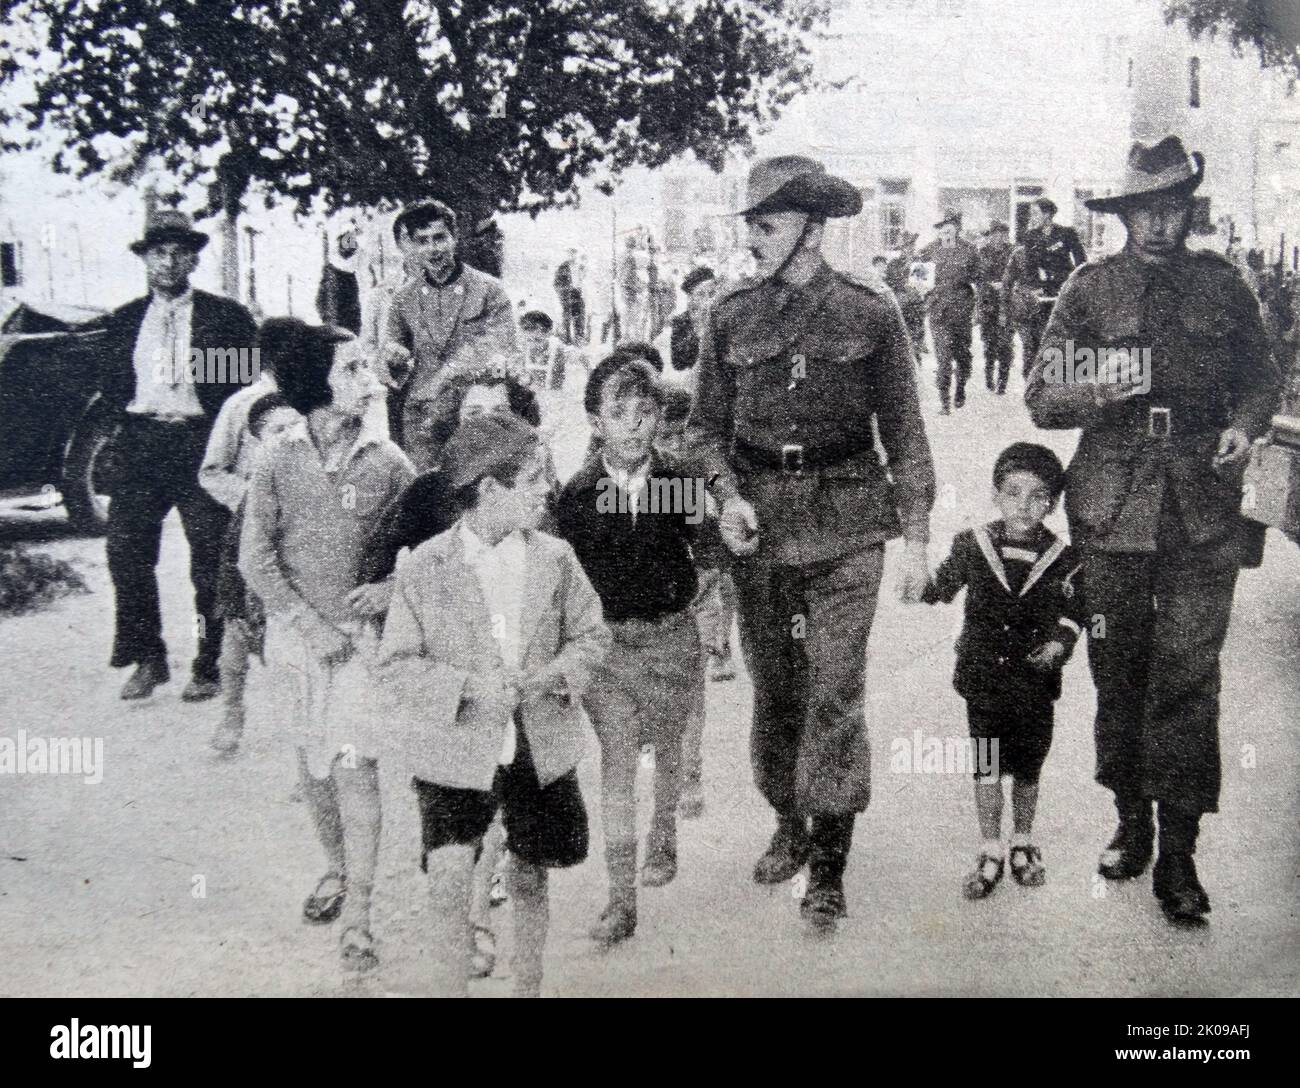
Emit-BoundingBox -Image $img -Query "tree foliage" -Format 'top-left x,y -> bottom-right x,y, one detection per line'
1162,0 -> 1300,83
0,0 -> 825,219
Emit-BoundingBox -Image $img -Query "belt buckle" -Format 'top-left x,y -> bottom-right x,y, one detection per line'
781,443 -> 804,475
1148,406 -> 1171,439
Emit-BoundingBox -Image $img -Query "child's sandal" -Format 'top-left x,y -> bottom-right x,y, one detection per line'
962,853 -> 1005,901
1009,844 -> 1047,887
339,926 -> 379,973
302,871 -> 347,924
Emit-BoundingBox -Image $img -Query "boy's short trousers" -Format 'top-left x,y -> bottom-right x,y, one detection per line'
966,702 -> 1054,783
585,609 -> 702,750
412,719 -> 587,870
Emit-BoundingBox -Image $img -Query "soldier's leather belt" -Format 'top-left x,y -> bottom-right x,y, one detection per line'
1112,402 -> 1226,439
732,435 -> 873,474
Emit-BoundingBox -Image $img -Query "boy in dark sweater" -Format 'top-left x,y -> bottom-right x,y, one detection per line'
554,358 -> 704,945
921,443 -> 1086,900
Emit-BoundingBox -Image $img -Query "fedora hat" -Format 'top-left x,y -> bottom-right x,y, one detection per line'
934,210 -> 961,230
1085,136 -> 1204,212
734,156 -> 862,219
130,209 -> 209,255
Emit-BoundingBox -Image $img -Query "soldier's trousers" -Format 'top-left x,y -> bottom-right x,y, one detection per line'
1016,302 -> 1052,380
977,301 -> 1014,394
931,315 -> 972,408
732,545 -> 883,817
1083,537 -> 1240,815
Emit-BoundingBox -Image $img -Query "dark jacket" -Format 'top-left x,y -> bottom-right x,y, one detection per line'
923,521 -> 1086,710
554,450 -> 699,623
96,289 -> 258,421
687,261 -> 935,565
669,312 -> 700,372
1025,247 -> 1283,554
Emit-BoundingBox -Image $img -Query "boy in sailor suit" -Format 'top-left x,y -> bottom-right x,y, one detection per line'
921,443 -> 1087,900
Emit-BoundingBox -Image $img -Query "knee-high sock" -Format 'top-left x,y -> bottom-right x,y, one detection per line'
335,760 -> 381,933
510,856 -> 549,998
302,761 -> 345,876
424,844 -> 476,997
470,815 -> 508,928
650,739 -> 681,851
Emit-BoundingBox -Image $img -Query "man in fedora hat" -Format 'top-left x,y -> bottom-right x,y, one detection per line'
99,209 -> 258,701
1004,197 -> 1088,382
884,231 -> 926,354
688,155 -> 935,929
918,212 -> 981,413
1025,135 -> 1282,926
977,222 -> 1015,395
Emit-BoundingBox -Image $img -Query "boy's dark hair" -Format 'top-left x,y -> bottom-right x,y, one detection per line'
429,371 -> 542,450
519,310 -> 554,333
254,316 -> 311,380
1034,197 -> 1058,217
274,326 -> 352,415
660,385 -> 692,425
993,442 -> 1065,499
393,198 -> 458,242
442,413 -> 540,513
246,392 -> 293,437
597,359 -> 664,415
583,342 -> 664,414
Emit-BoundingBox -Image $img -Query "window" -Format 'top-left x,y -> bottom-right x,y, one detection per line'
1189,56 -> 1200,108
0,241 -> 19,288
1074,190 -> 1107,253
880,201 -> 907,250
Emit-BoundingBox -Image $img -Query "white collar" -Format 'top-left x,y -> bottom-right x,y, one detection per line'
602,454 -> 651,488
284,414 -> 383,473
149,287 -> 194,311
459,520 -> 521,561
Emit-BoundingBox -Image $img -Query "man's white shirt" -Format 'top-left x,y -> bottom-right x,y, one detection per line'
128,289 -> 203,419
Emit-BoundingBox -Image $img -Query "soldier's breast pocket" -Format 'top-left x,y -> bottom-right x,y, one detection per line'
727,342 -> 787,425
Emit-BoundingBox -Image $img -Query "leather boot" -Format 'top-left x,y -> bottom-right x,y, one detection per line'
1098,794 -> 1154,880
120,658 -> 169,700
1154,803 -> 1209,924
753,813 -> 810,885
801,814 -> 853,928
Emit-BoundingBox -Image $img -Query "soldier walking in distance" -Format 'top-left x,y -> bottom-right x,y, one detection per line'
977,222 -> 1015,395
1026,137 -> 1282,926
1005,198 -> 1087,381
918,212 -> 980,413
688,156 -> 935,929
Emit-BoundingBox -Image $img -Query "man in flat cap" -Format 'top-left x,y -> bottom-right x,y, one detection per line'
669,265 -> 717,375
688,155 -> 935,929
1004,198 -> 1088,382
99,209 -> 258,701
977,222 -> 1015,395
1025,136 -> 1283,926
918,212 -> 981,413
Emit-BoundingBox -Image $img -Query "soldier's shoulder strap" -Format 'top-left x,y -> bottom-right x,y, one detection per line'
834,267 -> 890,296
1189,248 -> 1237,272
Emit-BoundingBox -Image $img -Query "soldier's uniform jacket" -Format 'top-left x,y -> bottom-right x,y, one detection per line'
688,261 -> 935,566
1025,247 -> 1283,553
977,240 -> 1014,318
916,239 -> 980,319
